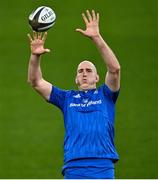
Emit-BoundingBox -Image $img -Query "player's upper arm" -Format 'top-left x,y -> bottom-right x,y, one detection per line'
32,78 -> 52,101
105,68 -> 120,92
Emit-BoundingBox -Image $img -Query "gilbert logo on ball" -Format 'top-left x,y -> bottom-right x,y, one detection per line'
28,6 -> 56,32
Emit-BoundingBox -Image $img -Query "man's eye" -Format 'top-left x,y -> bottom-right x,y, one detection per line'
78,70 -> 83,73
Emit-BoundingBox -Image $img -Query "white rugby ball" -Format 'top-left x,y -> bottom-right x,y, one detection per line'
28,6 -> 56,32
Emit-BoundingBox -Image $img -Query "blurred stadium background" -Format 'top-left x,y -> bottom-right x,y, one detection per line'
0,0 -> 158,178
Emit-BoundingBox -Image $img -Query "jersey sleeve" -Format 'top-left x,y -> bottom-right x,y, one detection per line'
48,86 -> 68,110
102,84 -> 120,104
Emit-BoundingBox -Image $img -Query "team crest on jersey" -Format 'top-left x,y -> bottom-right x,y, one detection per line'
82,99 -> 88,103
73,94 -> 81,98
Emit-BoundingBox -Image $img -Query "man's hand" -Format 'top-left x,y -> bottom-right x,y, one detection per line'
27,31 -> 50,56
76,10 -> 100,39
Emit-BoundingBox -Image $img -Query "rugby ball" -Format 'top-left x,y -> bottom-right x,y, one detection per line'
28,6 -> 56,32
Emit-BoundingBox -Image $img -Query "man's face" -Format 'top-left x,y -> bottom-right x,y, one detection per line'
76,61 -> 99,91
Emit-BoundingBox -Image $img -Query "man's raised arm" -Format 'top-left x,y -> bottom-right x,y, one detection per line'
76,10 -> 121,92
27,31 -> 52,101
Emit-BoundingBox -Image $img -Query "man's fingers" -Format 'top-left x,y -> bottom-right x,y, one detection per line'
92,9 -> 96,21
33,31 -> 37,39
44,48 -> 51,53
82,13 -> 89,25
27,33 -> 33,43
42,32 -> 48,42
82,10 -> 98,24
38,32 -> 42,39
97,13 -> 99,22
86,10 -> 92,22
76,28 -> 86,35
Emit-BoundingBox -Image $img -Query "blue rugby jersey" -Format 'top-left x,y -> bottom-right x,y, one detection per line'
48,84 -> 119,164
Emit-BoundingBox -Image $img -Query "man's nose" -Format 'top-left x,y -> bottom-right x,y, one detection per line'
83,71 -> 87,76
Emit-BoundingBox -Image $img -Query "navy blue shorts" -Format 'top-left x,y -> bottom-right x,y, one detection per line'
64,166 -> 115,179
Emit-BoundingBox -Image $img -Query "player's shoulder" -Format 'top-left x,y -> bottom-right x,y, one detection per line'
98,84 -> 120,93
99,84 -> 120,103
97,84 -> 106,93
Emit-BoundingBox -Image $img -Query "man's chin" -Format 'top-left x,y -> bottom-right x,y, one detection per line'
79,84 -> 89,91
79,84 -> 95,91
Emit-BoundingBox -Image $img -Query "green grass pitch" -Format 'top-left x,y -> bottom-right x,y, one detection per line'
0,0 -> 158,178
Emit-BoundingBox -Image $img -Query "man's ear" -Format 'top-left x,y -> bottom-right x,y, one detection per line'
75,78 -> 78,85
96,74 -> 99,83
